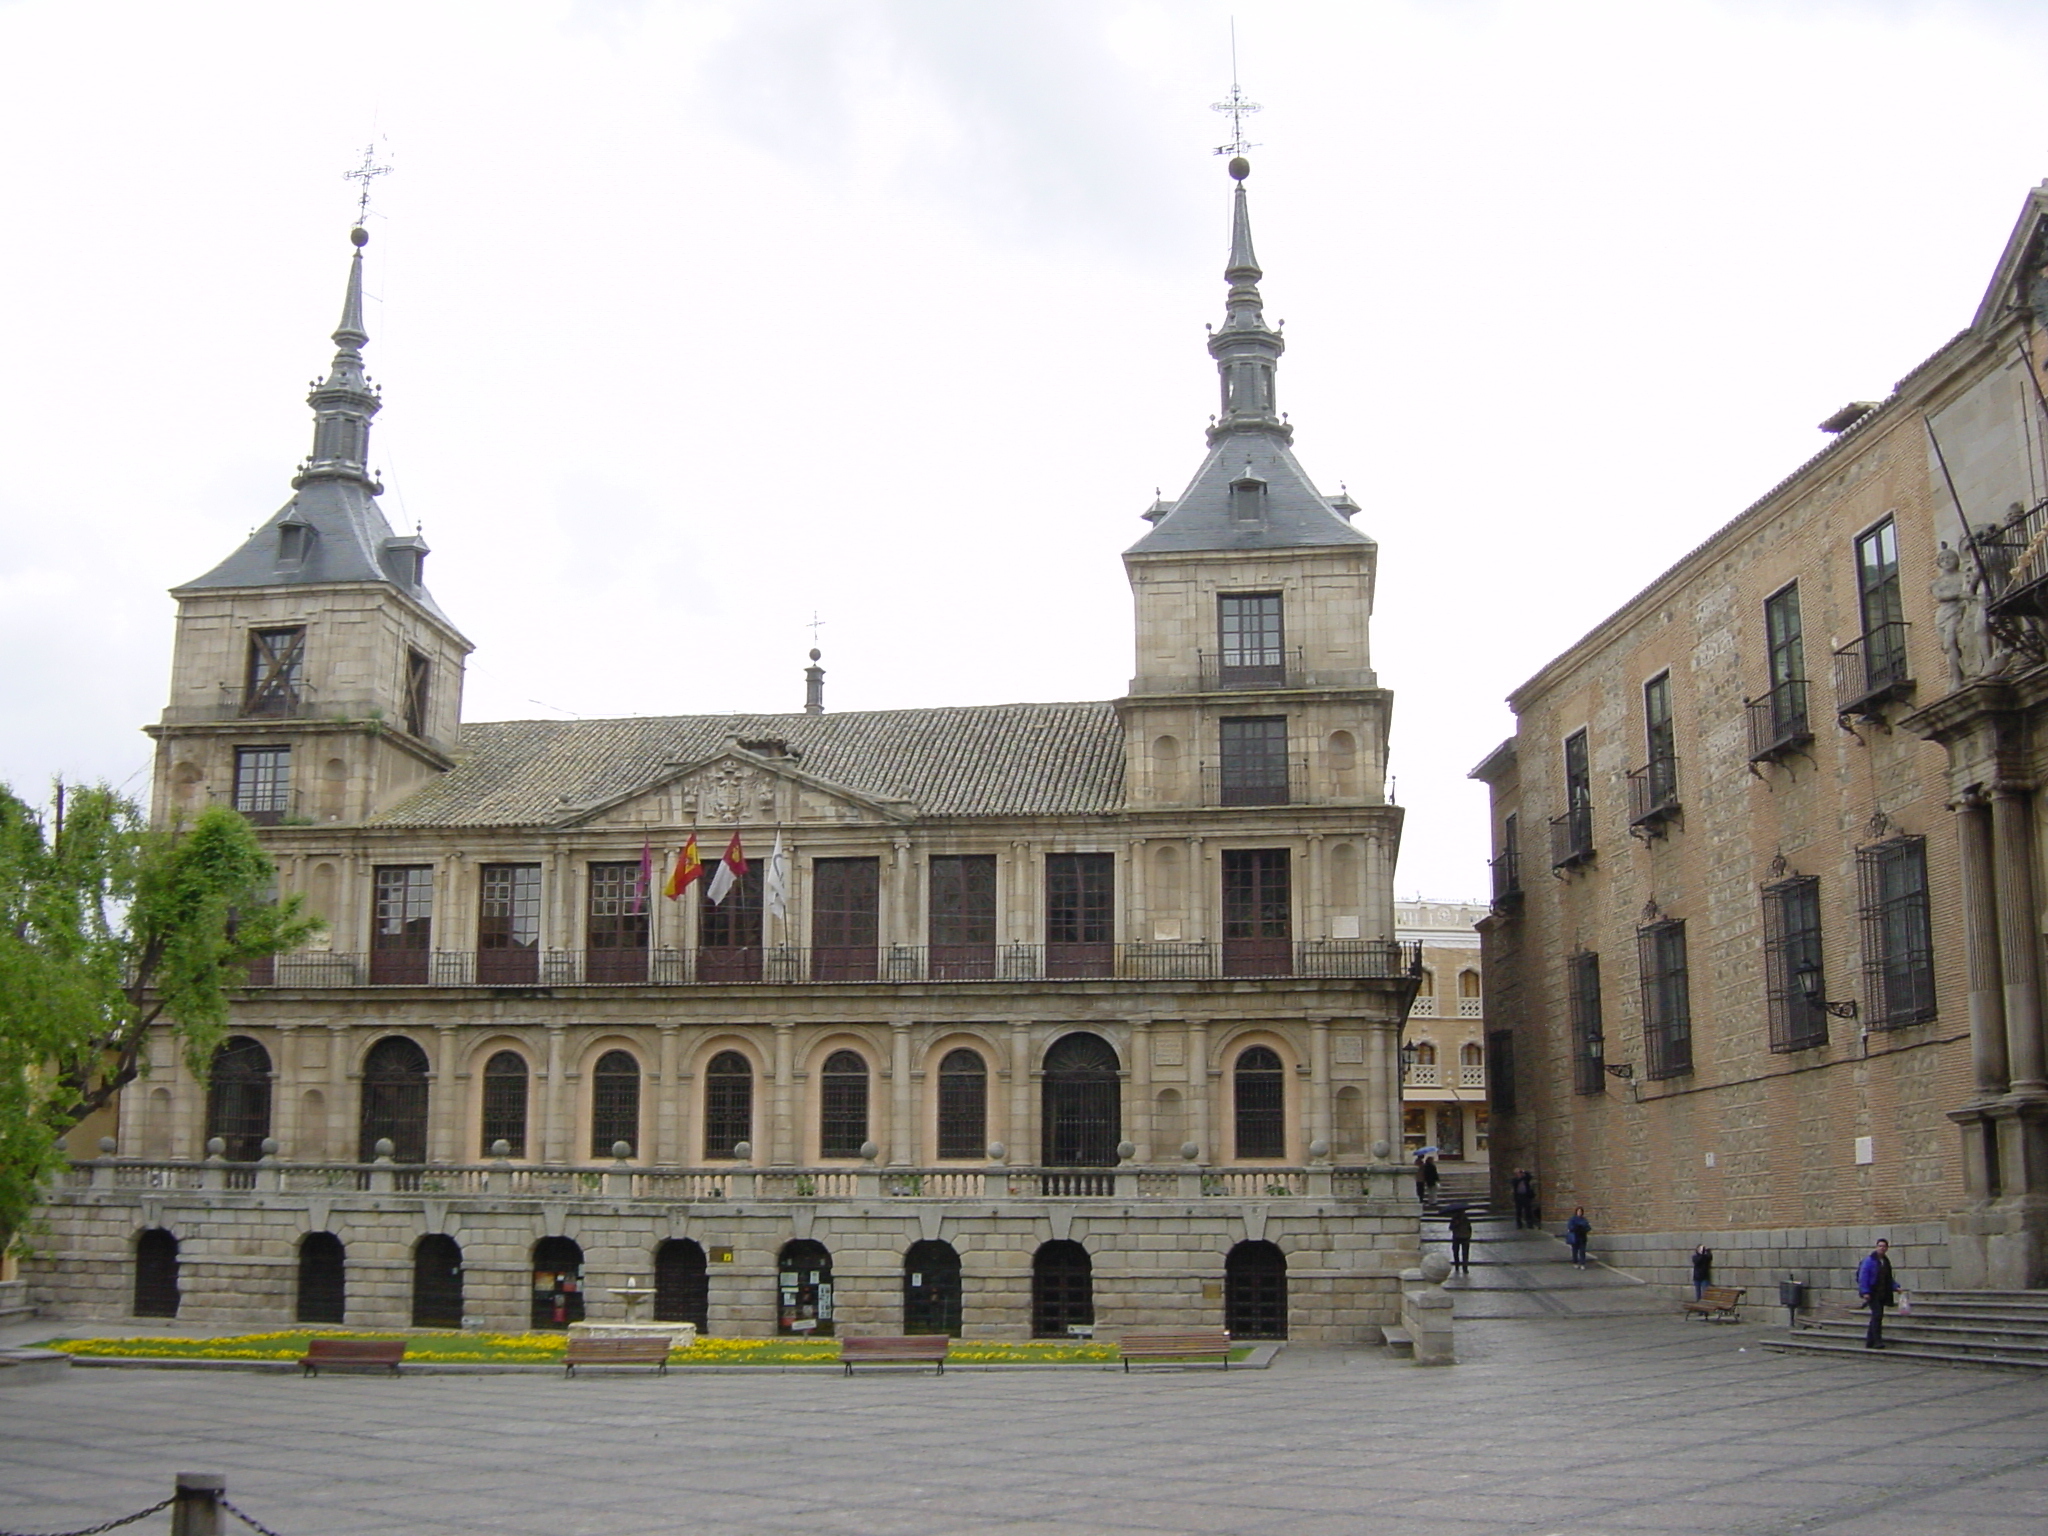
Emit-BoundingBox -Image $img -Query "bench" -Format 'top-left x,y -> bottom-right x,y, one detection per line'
1682,1285 -> 1746,1323
564,1336 -> 673,1376
1117,1328 -> 1234,1371
299,1339 -> 405,1376
839,1335 -> 951,1375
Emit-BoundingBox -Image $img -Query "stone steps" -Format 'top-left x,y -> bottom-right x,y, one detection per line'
1764,1288 -> 2048,1372
1381,1326 -> 1413,1359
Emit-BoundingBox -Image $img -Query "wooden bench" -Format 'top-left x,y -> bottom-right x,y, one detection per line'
1117,1328 -> 1234,1371
299,1339 -> 405,1376
563,1335 -> 673,1376
839,1335 -> 950,1375
1682,1285 -> 1746,1323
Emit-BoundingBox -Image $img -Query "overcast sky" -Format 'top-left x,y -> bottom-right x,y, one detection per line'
5,0 -> 2048,899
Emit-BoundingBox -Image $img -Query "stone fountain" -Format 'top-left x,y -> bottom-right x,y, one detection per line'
564,1275 -> 697,1349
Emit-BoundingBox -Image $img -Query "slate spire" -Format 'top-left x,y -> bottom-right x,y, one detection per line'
1207,156 -> 1289,447
293,226 -> 383,494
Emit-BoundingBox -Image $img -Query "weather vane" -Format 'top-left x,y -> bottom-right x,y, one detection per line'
1211,25 -> 1260,158
807,611 -> 827,645
344,141 -> 391,226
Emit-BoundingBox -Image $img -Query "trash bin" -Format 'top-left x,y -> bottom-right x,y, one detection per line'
1778,1278 -> 1805,1327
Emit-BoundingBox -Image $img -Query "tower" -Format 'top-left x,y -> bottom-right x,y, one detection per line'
1119,155 -> 1399,945
146,227 -> 471,829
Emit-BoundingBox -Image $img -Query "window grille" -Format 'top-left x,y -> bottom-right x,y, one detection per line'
1568,951 -> 1604,1094
1031,1240 -> 1094,1337
1041,1033 -> 1120,1166
936,1049 -> 988,1160
1762,875 -> 1828,1051
703,1051 -> 753,1158
1636,919 -> 1693,1079
904,1240 -> 964,1337
819,1050 -> 870,1158
1219,717 -> 1290,805
654,1240 -> 709,1329
481,1050 -> 528,1157
1218,593 -> 1285,685
205,1036 -> 272,1161
1487,1029 -> 1516,1114
590,1049 -> 641,1158
1233,1046 -> 1286,1158
1046,852 -> 1114,976
1858,835 -> 1936,1028
1224,1240 -> 1288,1340
243,626 -> 305,716
232,747 -> 292,825
359,1035 -> 431,1162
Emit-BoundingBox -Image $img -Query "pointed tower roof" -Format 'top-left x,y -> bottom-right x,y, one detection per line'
176,228 -> 461,632
1127,157 -> 1367,557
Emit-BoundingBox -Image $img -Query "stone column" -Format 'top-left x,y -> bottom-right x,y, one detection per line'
541,1025 -> 567,1164
1365,1021 -> 1396,1158
1131,1018 -> 1153,1162
1306,832 -> 1326,940
772,1022 -> 796,1166
1308,1019 -> 1332,1155
1992,786 -> 2048,1092
274,1024 -> 300,1157
1128,840 -> 1146,944
328,1023 -> 351,1162
431,1024 -> 460,1163
891,837 -> 914,950
1956,791 -> 2010,1096
1188,1021 -> 1210,1161
656,1025 -> 681,1165
891,1020 -> 915,1165
1010,1021 -> 1032,1163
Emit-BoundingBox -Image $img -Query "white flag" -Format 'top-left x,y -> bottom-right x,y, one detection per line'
765,832 -> 789,922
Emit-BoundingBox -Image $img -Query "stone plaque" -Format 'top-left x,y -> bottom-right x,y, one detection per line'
1153,1037 -> 1184,1067
1334,1034 -> 1364,1064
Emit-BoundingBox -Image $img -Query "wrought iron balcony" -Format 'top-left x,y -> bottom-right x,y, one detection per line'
1982,496 -> 2048,625
1489,849 -> 1522,913
1745,679 -> 1811,763
241,939 -> 1424,991
1627,755 -> 1680,836
1549,804 -> 1594,872
1196,647 -> 1307,691
1833,622 -> 1914,719
1199,756 -> 1307,807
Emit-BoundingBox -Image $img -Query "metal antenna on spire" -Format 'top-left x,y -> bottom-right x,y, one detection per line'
1211,22 -> 1261,157
344,141 -> 391,225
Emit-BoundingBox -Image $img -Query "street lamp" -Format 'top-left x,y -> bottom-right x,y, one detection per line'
1794,960 -> 1859,1020
1399,1040 -> 1420,1083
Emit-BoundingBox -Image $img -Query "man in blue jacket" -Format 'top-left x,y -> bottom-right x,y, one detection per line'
1857,1239 -> 1897,1350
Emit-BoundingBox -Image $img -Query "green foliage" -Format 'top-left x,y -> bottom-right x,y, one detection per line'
0,783 -> 321,1242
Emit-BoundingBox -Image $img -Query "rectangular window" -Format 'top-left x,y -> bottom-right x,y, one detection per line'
1552,728 -> 1594,867
588,861 -> 651,984
404,649 -> 430,738
370,865 -> 432,985
928,854 -> 997,979
1850,517 -> 1911,700
1750,582 -> 1810,757
477,864 -> 541,985
1487,1029 -> 1516,1115
1491,812 -> 1522,907
1859,835 -> 1936,1027
697,863 -> 763,982
1217,593 -> 1285,686
1642,673 -> 1677,809
232,746 -> 291,825
1221,848 -> 1292,976
1219,716 -> 1290,805
1569,951 -> 1605,1094
811,857 -> 880,981
1637,919 -> 1693,1079
1763,875 -> 1828,1051
1045,852 -> 1114,977
243,627 -> 306,717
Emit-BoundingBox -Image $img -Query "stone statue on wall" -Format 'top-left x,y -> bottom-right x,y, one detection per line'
1932,543 -> 1990,687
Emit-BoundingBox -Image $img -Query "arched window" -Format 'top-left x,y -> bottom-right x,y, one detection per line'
1413,1041 -> 1437,1065
206,1036 -> 272,1162
819,1050 -> 869,1158
1225,1240 -> 1288,1339
590,1049 -> 641,1159
1459,969 -> 1482,998
1461,1041 -> 1484,1067
358,1037 -> 430,1163
411,1235 -> 463,1328
297,1232 -> 346,1324
134,1229 -> 179,1318
1041,1033 -> 1120,1167
704,1051 -> 752,1159
904,1240 -> 962,1337
1031,1241 -> 1093,1338
935,1049 -> 987,1160
777,1239 -> 834,1337
655,1239 -> 709,1331
1415,968 -> 1437,1014
1233,1045 -> 1286,1160
481,1051 -> 528,1157
532,1236 -> 586,1329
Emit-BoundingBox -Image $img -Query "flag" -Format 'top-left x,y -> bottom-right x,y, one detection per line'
706,831 -> 748,906
632,838 -> 652,912
664,835 -> 702,899
765,831 -> 788,922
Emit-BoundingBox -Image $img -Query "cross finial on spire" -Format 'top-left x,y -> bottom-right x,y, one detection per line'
345,141 -> 391,226
1211,24 -> 1260,158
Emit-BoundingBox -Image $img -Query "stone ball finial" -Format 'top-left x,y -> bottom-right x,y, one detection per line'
859,1140 -> 879,1162
1419,1253 -> 1453,1285
1228,155 -> 1250,181
374,1137 -> 396,1160
260,1137 -> 279,1157
986,1141 -> 1006,1162
1181,1141 -> 1201,1162
1116,1140 -> 1136,1163
809,648 -> 821,662
98,1136 -> 118,1155
1307,1138 -> 1330,1161
732,1141 -> 753,1161
1370,1139 -> 1392,1160
611,1140 -> 633,1161
351,226 -> 370,248
490,1140 -> 512,1159
205,1136 -> 227,1158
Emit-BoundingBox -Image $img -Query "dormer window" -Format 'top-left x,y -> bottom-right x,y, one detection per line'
277,520 -> 312,566
1230,476 -> 1268,524
380,536 -> 427,586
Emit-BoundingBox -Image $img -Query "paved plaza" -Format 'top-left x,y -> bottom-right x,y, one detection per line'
2,1225 -> 2045,1536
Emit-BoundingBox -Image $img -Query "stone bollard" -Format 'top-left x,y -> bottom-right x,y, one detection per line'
1113,1141 -> 1139,1197
729,1142 -> 755,1200
369,1138 -> 396,1194
1401,1253 -> 1456,1366
488,1141 -> 512,1195
1304,1138 -> 1334,1198
606,1142 -> 635,1198
854,1141 -> 882,1198
1177,1141 -> 1205,1199
170,1473 -> 225,1536
92,1136 -> 118,1190
256,1138 -> 282,1192
202,1138 -> 227,1191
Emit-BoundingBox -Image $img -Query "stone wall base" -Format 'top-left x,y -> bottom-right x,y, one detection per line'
1578,1220 -> 1952,1310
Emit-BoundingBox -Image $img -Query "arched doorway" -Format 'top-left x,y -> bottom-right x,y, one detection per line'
412,1235 -> 463,1328
1225,1240 -> 1288,1339
1031,1240 -> 1093,1338
1041,1033 -> 1120,1167
776,1239 -> 834,1336
205,1036 -> 272,1161
297,1232 -> 346,1323
359,1036 -> 430,1163
134,1229 -> 179,1318
655,1239 -> 709,1332
903,1240 -> 962,1336
532,1237 -> 586,1329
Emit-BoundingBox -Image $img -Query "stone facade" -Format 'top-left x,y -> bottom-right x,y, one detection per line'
1396,900 -> 1490,1174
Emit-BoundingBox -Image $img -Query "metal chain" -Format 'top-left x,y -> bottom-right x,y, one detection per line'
0,1496 -> 175,1536
219,1500 -> 284,1536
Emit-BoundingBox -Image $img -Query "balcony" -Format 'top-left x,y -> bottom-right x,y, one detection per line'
1549,804 -> 1594,872
1833,622 -> 1914,720
1199,756 -> 1307,807
1196,647 -> 1307,691
1745,679 -> 1811,763
1627,756 -> 1680,838
1982,496 -> 2048,625
240,939 -> 1424,991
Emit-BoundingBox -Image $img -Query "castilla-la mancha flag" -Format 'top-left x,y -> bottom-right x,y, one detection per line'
706,832 -> 748,906
664,835 -> 703,900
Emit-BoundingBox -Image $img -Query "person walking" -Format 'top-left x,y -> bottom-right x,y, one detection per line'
1511,1168 -> 1537,1230
1690,1243 -> 1714,1301
1857,1238 -> 1898,1350
1565,1207 -> 1592,1268
1447,1206 -> 1474,1275
1419,1153 -> 1441,1209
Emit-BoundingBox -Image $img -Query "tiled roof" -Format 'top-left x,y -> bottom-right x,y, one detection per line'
371,702 -> 1128,828
1126,431 -> 1370,555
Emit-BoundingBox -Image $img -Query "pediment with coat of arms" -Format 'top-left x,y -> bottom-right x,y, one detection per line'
557,743 -> 916,828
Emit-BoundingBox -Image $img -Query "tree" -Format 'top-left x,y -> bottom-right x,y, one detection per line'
0,783 -> 319,1243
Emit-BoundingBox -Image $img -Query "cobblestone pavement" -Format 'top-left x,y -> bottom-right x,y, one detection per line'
2,1229 -> 2044,1536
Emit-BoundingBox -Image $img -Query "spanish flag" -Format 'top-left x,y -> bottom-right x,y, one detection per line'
664,835 -> 702,899
706,831 -> 748,906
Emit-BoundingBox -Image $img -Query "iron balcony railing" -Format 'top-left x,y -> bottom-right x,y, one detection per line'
1833,621 -> 1914,718
1745,678 -> 1811,762
1549,803 -> 1594,871
1981,495 -> 2048,623
1489,849 -> 1522,911
1627,755 -> 1680,833
243,939 -> 1423,990
1198,755 -> 1309,807
1194,647 -> 1308,691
